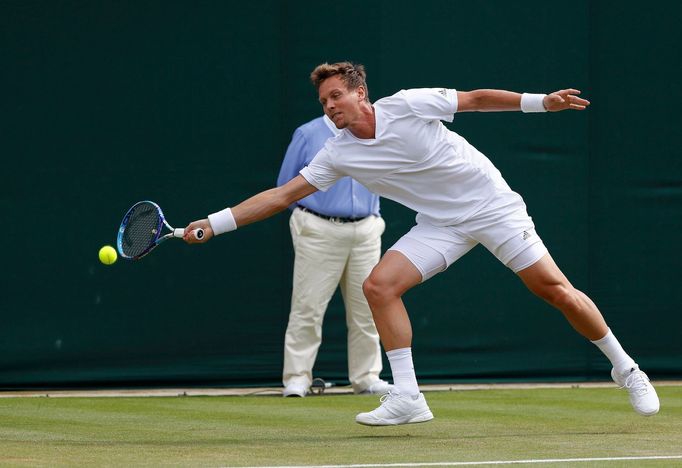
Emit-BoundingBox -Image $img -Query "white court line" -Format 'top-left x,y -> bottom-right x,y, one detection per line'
239,455 -> 682,468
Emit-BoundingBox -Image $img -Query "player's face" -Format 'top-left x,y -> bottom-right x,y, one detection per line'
318,76 -> 364,128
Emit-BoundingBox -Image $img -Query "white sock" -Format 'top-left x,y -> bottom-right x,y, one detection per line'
386,347 -> 420,398
590,328 -> 637,374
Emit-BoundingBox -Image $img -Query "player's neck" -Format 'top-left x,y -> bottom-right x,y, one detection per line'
348,102 -> 375,140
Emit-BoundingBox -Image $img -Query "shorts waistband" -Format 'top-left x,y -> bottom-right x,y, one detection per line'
298,206 -> 369,224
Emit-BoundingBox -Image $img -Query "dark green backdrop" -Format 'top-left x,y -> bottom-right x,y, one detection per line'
2,1 -> 681,388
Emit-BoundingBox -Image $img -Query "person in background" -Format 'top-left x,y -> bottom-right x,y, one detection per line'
276,114 -> 390,397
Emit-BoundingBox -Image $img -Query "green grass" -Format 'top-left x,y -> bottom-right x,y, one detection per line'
1,386 -> 681,467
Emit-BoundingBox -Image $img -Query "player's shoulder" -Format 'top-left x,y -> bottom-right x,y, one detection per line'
376,89 -> 407,105
373,90 -> 410,114
376,88 -> 445,106
377,88 -> 457,117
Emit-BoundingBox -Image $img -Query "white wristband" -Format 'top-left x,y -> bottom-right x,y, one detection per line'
207,207 -> 237,235
521,93 -> 547,113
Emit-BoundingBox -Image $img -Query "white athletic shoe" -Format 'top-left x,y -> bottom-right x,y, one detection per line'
359,380 -> 394,395
355,391 -> 434,426
282,383 -> 308,398
611,366 -> 659,416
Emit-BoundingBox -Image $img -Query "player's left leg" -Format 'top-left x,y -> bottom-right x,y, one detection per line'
474,193 -> 659,416
517,254 -> 659,416
516,253 -> 606,340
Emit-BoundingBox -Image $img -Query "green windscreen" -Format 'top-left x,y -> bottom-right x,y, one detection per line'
1,0 -> 680,388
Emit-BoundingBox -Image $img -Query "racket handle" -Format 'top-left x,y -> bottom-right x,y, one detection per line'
173,228 -> 205,240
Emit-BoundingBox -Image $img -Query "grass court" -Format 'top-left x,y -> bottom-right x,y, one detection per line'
1,385 -> 681,467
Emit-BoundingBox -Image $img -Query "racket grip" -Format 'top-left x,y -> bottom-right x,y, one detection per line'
173,228 -> 205,240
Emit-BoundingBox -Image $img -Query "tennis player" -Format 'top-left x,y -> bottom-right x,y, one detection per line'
185,62 -> 659,425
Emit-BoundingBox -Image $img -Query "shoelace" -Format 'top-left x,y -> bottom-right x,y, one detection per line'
379,391 -> 398,405
622,370 -> 651,396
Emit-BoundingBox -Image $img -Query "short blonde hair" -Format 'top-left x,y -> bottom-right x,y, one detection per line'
310,62 -> 369,101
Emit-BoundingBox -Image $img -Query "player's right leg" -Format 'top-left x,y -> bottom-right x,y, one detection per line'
357,250 -> 432,425
357,228 -> 475,426
361,250 -> 421,351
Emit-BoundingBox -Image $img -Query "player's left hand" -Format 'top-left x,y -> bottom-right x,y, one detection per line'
544,89 -> 590,112
184,219 -> 213,244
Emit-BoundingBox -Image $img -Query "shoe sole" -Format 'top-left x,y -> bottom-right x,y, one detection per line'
638,408 -> 659,416
355,410 -> 434,426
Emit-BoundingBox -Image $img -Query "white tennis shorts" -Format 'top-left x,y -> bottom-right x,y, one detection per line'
389,193 -> 548,281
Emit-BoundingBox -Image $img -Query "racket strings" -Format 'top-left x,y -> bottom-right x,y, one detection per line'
120,203 -> 163,257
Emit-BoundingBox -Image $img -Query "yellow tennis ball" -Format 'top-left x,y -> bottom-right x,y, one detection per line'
99,245 -> 117,265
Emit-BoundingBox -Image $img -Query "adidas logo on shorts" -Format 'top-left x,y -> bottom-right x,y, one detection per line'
523,231 -> 531,240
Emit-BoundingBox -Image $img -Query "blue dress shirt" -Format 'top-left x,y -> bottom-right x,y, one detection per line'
277,116 -> 380,218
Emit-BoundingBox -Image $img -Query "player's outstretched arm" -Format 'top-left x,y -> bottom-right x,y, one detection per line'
543,89 -> 590,112
456,89 -> 589,113
183,175 -> 317,244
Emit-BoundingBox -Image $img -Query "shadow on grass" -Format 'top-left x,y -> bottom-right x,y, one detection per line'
349,429 -> 638,440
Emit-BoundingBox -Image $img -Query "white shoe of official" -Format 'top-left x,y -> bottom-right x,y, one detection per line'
611,366 -> 659,416
282,383 -> 308,398
359,380 -> 394,395
355,391 -> 434,426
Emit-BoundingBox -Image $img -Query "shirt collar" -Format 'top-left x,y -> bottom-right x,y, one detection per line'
322,114 -> 342,136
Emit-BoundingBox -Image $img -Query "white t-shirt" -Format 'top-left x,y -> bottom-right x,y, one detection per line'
300,88 -> 518,226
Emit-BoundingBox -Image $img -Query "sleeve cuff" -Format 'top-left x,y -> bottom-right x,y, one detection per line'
208,207 -> 237,235
450,88 -> 459,115
299,167 -> 328,192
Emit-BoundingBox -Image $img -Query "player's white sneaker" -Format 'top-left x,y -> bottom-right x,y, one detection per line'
355,391 -> 434,426
611,366 -> 659,416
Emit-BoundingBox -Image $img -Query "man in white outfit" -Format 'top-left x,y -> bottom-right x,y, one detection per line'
277,115 -> 390,397
185,62 -> 659,424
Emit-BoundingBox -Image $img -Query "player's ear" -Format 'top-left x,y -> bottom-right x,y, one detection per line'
356,85 -> 367,101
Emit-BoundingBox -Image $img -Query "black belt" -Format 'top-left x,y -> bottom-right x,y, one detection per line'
298,206 -> 369,223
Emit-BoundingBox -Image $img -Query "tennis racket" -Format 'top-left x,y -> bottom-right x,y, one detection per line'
117,200 -> 204,260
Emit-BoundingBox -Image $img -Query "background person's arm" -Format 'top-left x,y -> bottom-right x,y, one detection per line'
277,129 -> 308,187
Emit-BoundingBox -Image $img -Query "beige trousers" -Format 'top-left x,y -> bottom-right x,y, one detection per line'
283,208 -> 385,393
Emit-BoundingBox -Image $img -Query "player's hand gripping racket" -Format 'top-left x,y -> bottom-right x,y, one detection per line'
117,201 -> 204,260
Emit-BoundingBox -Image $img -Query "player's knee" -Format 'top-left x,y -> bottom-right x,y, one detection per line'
363,273 -> 394,307
537,284 -> 578,311
362,276 -> 381,305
